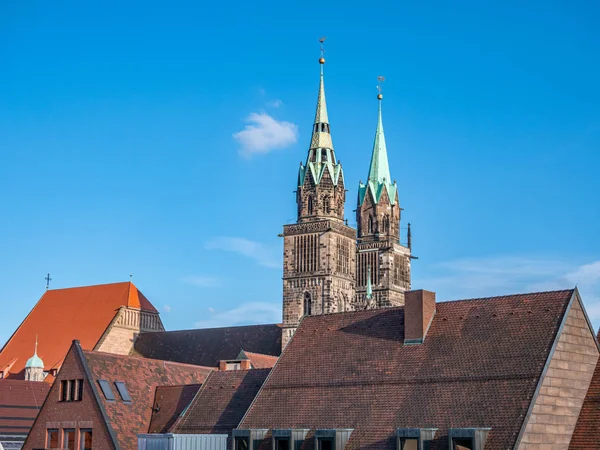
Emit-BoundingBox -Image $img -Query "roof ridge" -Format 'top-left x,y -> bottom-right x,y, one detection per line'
139,323 -> 283,335
46,281 -> 132,292
82,349 -> 216,370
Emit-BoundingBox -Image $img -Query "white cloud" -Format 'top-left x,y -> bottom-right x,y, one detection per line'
267,99 -> 283,108
182,275 -> 221,287
208,307 -> 215,313
416,256 -> 600,330
205,237 -> 279,269
163,305 -> 172,313
194,301 -> 281,329
233,112 -> 298,157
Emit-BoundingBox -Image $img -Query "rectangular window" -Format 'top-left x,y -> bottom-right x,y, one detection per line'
452,438 -> 473,450
80,429 -> 92,450
274,438 -> 290,450
317,438 -> 334,450
76,379 -> 84,401
46,429 -> 59,448
60,380 -> 68,402
114,381 -> 131,402
69,379 -> 76,401
98,380 -> 115,401
234,437 -> 249,450
63,429 -> 76,450
399,438 -> 419,450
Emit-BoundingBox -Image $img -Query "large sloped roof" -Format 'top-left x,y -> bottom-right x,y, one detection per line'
0,282 -> 158,380
173,368 -> 271,435
569,330 -> 600,449
0,380 -> 50,436
133,324 -> 282,368
148,384 -> 203,434
240,290 -> 574,450
83,350 -> 213,450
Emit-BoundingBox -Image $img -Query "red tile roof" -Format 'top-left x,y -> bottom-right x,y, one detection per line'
0,380 -> 50,435
148,384 -> 203,434
83,350 -> 213,450
243,351 -> 278,369
569,330 -> 600,449
241,290 -> 574,450
173,369 -> 271,435
0,282 -> 158,380
134,324 -> 281,368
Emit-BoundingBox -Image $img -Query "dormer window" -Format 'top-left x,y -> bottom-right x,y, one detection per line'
396,429 -> 437,450
448,428 -> 490,450
273,429 -> 308,450
233,429 -> 267,450
314,429 -> 353,450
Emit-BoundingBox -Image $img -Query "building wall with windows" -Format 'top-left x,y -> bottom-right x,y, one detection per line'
23,345 -> 114,450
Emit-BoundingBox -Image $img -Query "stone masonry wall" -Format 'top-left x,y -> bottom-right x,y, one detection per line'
518,294 -> 599,449
95,307 -> 164,355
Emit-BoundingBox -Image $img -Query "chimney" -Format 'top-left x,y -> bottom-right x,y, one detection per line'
404,290 -> 436,345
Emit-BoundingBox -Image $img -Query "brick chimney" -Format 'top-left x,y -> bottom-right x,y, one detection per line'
404,290 -> 436,345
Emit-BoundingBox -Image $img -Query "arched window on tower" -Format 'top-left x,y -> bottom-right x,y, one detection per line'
368,215 -> 373,233
323,195 -> 330,214
383,215 -> 390,233
308,196 -> 313,215
303,292 -> 312,316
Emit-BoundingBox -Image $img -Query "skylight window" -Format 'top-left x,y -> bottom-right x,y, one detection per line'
114,381 -> 131,402
97,380 -> 115,401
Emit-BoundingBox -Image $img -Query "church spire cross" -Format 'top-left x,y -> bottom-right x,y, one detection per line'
45,273 -> 52,290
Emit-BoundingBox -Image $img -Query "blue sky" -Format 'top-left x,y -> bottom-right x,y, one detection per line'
1,1 -> 599,346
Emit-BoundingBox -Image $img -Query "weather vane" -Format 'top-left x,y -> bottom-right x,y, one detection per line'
319,36 -> 326,65
377,76 -> 385,99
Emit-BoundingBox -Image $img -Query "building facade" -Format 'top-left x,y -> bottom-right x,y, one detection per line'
281,59 -> 412,348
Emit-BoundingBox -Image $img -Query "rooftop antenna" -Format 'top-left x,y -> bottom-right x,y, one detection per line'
129,273 -> 133,282
44,273 -> 52,290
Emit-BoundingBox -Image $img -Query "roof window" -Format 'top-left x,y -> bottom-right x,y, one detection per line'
314,429 -> 353,450
448,428 -> 490,450
97,379 -> 115,401
273,429 -> 309,450
114,381 -> 131,402
233,429 -> 268,450
396,428 -> 437,450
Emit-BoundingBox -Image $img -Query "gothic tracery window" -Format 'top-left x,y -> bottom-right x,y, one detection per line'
304,292 -> 312,316
368,215 -> 373,233
308,196 -> 313,215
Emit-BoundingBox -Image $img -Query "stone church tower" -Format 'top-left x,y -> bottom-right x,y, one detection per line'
281,56 -> 356,349
356,93 -> 411,307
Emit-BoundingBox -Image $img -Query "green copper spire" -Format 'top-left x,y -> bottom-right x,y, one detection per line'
298,47 -> 343,189
358,91 -> 397,206
366,264 -> 373,300
367,97 -> 391,185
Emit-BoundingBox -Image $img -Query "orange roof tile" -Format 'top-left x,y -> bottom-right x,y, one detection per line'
243,351 -> 279,369
0,281 -> 158,380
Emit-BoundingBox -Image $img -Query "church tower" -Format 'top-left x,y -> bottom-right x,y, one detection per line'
281,46 -> 356,349
356,87 -> 411,308
24,337 -> 45,382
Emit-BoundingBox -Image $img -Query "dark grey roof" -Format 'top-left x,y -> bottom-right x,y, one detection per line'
133,324 -> 282,368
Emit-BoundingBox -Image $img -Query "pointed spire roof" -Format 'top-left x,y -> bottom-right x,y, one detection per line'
358,93 -> 397,206
367,96 -> 391,184
309,61 -> 333,151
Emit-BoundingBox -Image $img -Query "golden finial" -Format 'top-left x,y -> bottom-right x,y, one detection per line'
377,76 -> 385,100
319,37 -> 326,64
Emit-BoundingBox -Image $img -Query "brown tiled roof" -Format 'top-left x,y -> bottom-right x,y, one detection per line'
148,384 -> 202,434
243,351 -> 278,369
134,324 -> 282,368
569,330 -> 600,449
83,350 -> 212,450
0,282 -> 158,380
173,369 -> 271,435
241,290 -> 575,450
0,380 -> 50,436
